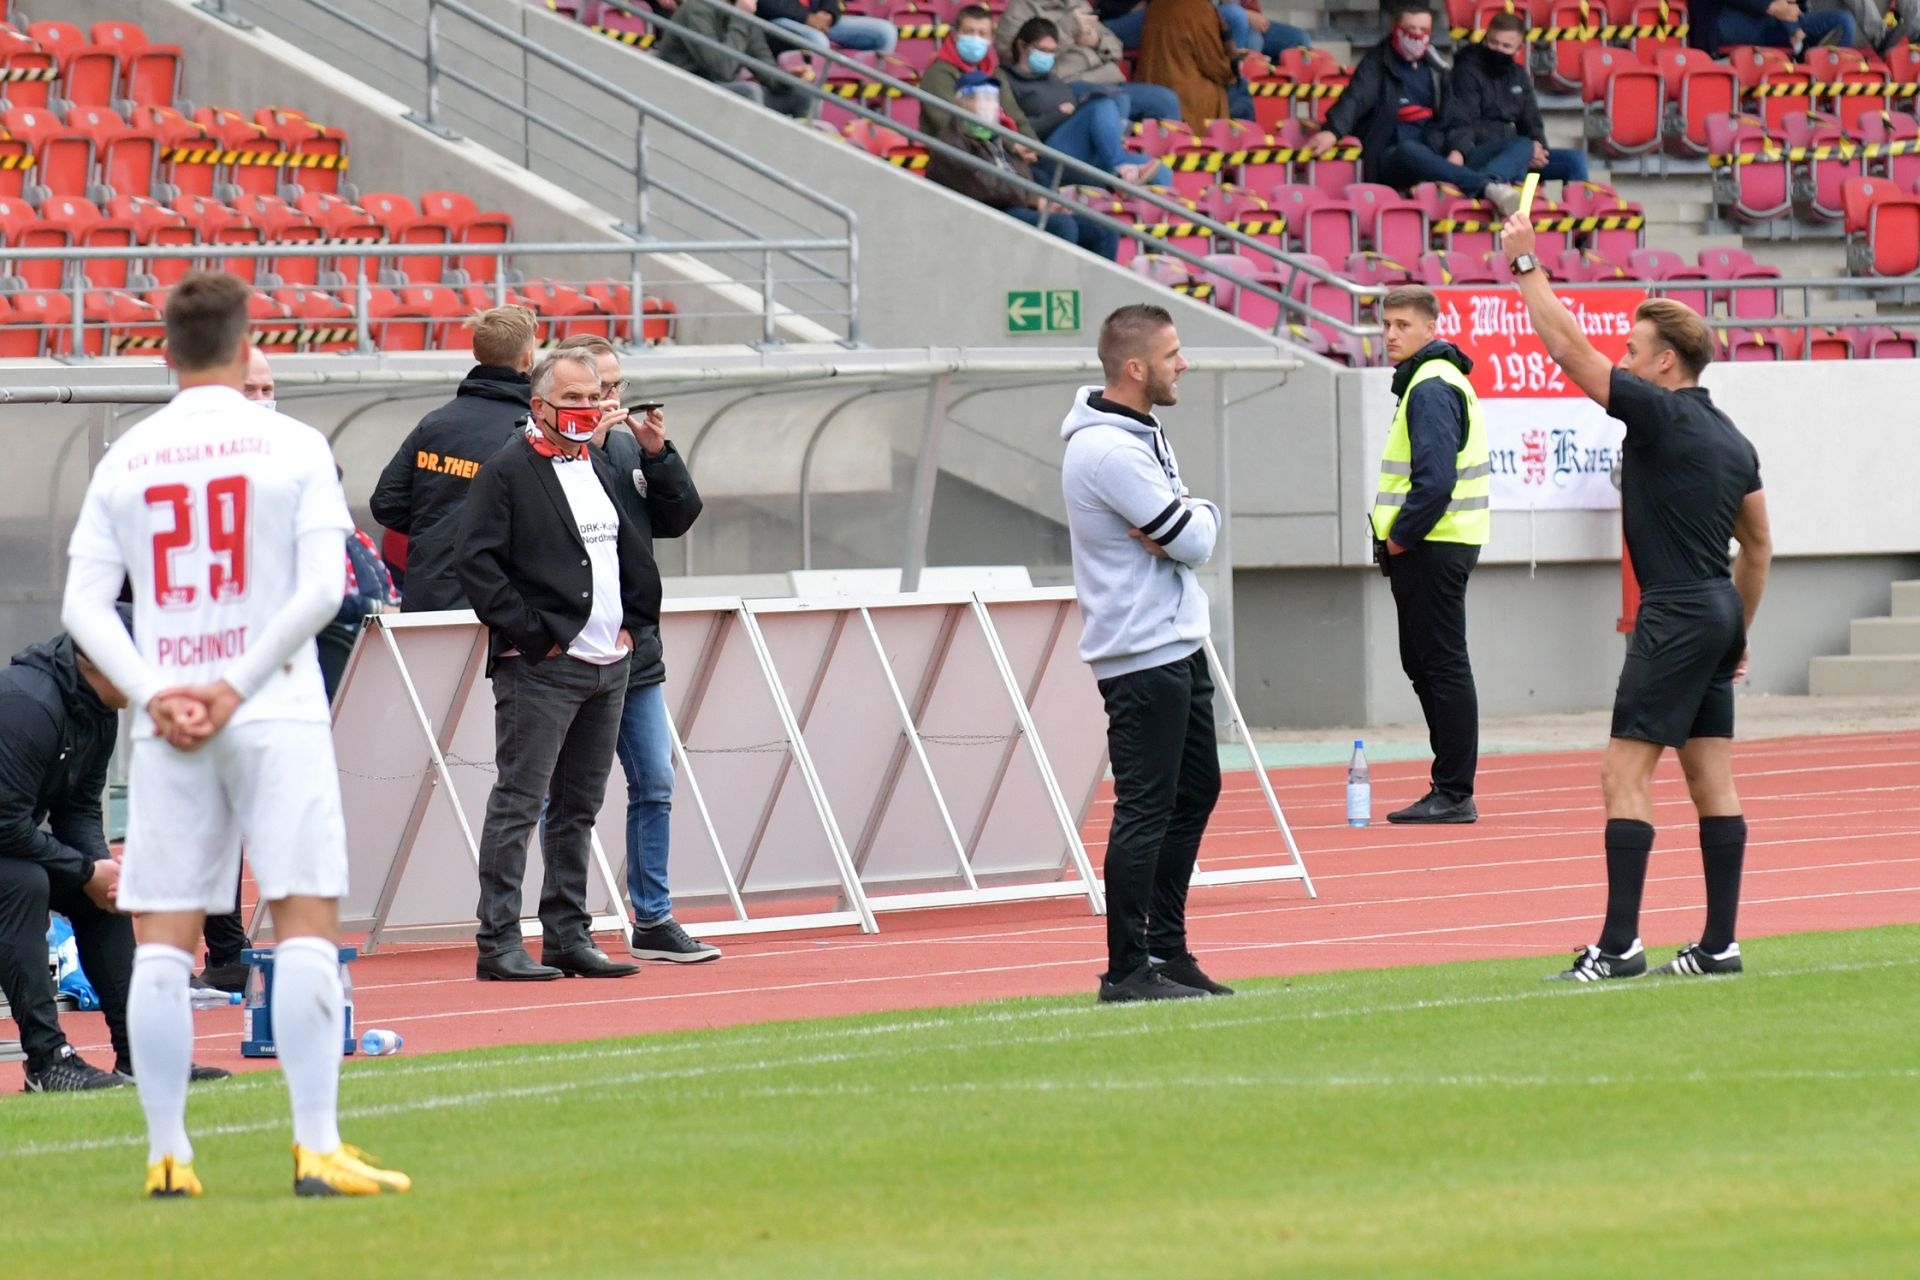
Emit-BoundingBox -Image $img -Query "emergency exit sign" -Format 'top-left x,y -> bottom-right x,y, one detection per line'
1006,289 -> 1081,334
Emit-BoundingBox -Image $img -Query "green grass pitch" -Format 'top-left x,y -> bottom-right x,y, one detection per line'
6,925 -> 1917,1278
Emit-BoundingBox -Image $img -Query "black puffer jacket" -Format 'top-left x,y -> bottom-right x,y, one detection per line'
370,364 -> 533,613
0,635 -> 116,891
596,429 -> 703,687
1437,42 -> 1547,158
1321,38 -> 1452,186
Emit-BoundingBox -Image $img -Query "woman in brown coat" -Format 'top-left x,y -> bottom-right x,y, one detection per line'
1133,0 -> 1236,126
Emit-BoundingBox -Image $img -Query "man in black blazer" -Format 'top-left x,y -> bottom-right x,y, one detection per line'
455,351 -> 661,982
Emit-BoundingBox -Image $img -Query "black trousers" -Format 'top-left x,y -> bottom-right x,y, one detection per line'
1387,539 -> 1481,800
1098,649 -> 1223,978
0,857 -> 133,1069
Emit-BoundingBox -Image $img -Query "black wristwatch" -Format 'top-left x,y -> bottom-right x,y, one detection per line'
1510,252 -> 1541,275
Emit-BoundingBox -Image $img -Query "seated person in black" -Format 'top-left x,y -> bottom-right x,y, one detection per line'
1501,212 -> 1773,984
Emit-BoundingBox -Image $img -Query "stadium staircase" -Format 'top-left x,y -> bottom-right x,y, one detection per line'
1810,580 -> 1920,695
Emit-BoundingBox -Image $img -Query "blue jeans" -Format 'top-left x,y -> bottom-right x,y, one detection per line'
1009,205 -> 1120,258
1040,93 -> 1168,182
772,14 -> 899,54
1465,137 -> 1591,184
615,680 -> 676,925
1106,3 -> 1290,53
1073,79 -> 1182,122
1711,6 -> 1856,49
1261,22 -> 1312,57
1380,137 -> 1497,196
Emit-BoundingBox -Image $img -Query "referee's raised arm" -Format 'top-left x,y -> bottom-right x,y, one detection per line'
1497,211 -> 1615,408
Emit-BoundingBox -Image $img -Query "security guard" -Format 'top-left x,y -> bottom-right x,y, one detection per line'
1371,284 -> 1489,824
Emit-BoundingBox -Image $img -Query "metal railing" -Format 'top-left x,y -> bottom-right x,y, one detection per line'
199,0 -> 861,342
0,239 -> 847,355
579,0 -> 1388,350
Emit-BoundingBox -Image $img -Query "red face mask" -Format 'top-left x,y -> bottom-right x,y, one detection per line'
1392,25 -> 1431,61
552,406 -> 600,442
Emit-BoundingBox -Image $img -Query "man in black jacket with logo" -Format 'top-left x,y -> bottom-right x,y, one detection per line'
371,305 -> 539,613
1438,13 -> 1589,188
1306,0 -> 1520,212
456,351 -> 662,983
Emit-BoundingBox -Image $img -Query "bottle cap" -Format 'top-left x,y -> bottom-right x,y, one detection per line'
1353,739 -> 1363,748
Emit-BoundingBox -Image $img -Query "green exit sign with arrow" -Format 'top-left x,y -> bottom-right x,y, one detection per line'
1006,289 -> 1081,335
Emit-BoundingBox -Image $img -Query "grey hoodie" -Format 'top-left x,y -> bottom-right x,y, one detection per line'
1060,387 -> 1220,680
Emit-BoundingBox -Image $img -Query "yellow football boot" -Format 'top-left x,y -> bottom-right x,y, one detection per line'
292,1142 -> 412,1196
145,1155 -> 203,1198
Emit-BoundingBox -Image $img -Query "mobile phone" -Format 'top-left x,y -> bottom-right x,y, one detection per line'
632,402 -> 664,413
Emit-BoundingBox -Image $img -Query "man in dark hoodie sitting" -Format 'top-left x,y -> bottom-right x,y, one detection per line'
1438,13 -> 1589,189
372,304 -> 539,614
1370,285 -> 1489,826
1305,0 -> 1519,214
0,616 -> 228,1091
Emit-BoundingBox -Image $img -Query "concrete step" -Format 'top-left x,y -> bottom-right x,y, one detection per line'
1895,580 -> 1920,617
1808,654 -> 1920,696
1850,616 -> 1920,655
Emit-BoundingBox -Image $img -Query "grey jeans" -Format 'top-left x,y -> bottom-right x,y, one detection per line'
475,653 -> 629,958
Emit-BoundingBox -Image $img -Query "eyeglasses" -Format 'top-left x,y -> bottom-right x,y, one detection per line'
599,379 -> 629,398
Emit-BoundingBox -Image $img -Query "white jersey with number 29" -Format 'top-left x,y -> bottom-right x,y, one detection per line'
67,384 -> 353,735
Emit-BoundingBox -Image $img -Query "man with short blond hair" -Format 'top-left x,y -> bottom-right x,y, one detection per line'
372,305 -> 540,612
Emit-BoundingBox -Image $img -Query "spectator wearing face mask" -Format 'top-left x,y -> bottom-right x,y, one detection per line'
928,72 -> 1122,259
1306,0 -> 1521,214
920,7 -> 1043,140
1003,18 -> 1171,186
1437,13 -> 1589,187
995,0 -> 1185,120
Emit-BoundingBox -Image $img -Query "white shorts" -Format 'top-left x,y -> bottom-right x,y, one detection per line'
121,719 -> 349,914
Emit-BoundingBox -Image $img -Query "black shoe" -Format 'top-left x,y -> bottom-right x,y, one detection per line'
22,1045 -> 128,1093
541,944 -> 640,978
1548,941 -> 1647,982
1152,952 -> 1234,995
1387,791 -> 1479,824
199,961 -> 250,994
1097,962 -> 1208,1003
114,1060 -> 235,1084
1650,941 -> 1743,977
475,950 -> 564,982
628,918 -> 721,963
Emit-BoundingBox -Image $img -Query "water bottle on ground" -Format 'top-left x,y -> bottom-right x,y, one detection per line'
189,984 -> 243,1009
1346,739 -> 1371,828
360,1029 -> 404,1056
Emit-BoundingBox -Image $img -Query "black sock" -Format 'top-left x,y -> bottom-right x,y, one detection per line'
1698,815 -> 1748,955
1599,818 -> 1656,954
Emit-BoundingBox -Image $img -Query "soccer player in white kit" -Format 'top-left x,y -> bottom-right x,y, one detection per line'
60,272 -> 410,1199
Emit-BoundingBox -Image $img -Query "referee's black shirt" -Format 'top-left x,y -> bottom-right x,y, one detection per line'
1608,370 -> 1762,589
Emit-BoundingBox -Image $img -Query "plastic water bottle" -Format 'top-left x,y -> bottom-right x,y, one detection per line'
359,1029 -> 404,1056
189,985 -> 243,1009
1346,739 -> 1371,827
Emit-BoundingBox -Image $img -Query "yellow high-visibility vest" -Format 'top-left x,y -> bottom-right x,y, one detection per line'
1372,359 -> 1491,546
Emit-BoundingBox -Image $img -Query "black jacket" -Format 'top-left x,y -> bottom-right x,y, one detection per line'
370,364 -> 533,614
0,635 -> 116,892
759,0 -> 845,50
1687,0 -> 1772,56
1389,340 -> 1474,547
1438,43 -> 1546,158
455,433 -> 664,676
596,430 -> 702,687
1322,39 -> 1451,186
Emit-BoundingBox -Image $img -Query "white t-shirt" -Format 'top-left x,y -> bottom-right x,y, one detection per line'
67,384 -> 353,734
550,453 -> 628,665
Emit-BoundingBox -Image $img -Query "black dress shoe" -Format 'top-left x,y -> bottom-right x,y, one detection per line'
1387,791 -> 1479,824
476,950 -> 564,982
541,945 -> 640,979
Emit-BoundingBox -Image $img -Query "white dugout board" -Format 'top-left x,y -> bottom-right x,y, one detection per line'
326,590 -> 1311,950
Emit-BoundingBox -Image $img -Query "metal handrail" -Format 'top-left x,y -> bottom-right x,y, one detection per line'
581,0 -> 1386,344
214,0 -> 861,342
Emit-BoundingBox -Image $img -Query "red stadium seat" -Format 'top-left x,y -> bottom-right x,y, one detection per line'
518,278 -> 612,340
90,21 -> 183,111
1,287 -> 71,355
1840,174 -> 1920,276
106,192 -> 186,240
1553,249 -> 1631,281
273,284 -> 360,352
1129,119 -> 1196,158
1164,145 -> 1226,199
1628,246 -> 1713,313
1201,250 -> 1289,331
1706,113 -> 1790,222
1655,48 -> 1738,158
1853,324 -> 1918,358
1582,47 -> 1663,158
1719,326 -> 1793,361
1541,0 -> 1610,95
1560,181 -> 1646,259
1697,245 -> 1782,318
1804,326 -> 1854,359
1753,66 -> 1813,134
0,125 -> 33,199
0,34 -> 57,113
1781,111 -> 1859,221
1857,111 -> 1920,190
1342,250 -> 1415,288
1343,182 -> 1427,261
1416,249 -> 1498,286
70,105 -> 160,201
1624,0 -> 1686,58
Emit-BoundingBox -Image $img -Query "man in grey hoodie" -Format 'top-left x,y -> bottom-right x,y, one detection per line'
1061,303 -> 1231,1003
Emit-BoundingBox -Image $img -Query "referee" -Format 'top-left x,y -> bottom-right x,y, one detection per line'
1500,213 -> 1773,982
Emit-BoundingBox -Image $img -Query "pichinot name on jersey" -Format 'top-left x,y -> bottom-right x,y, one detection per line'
156,626 -> 249,668
122,438 -> 272,470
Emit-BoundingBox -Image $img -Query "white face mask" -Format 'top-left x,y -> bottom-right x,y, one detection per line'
969,98 -> 1001,124
255,398 -> 276,414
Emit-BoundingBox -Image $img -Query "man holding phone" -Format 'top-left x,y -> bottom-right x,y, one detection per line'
553,337 -> 716,964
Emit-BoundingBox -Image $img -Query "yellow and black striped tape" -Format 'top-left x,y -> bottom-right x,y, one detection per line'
1708,139 -> 1920,165
1749,81 -> 1920,97
0,154 -> 36,170
1246,81 -> 1346,98
0,67 -> 57,81
1450,22 -> 1687,40
1164,144 -> 1362,170
1132,216 -> 1290,237
591,23 -> 657,47
1432,214 -> 1645,232
827,80 -> 903,98
893,22 -> 949,37
112,335 -> 168,351
304,326 -> 359,344
887,151 -> 928,169
160,147 -> 350,169
1172,281 -> 1216,299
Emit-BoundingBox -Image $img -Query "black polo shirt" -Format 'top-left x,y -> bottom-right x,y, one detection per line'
1608,370 -> 1762,590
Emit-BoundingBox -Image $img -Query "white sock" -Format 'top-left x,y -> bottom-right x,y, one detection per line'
272,935 -> 344,1153
129,944 -> 196,1166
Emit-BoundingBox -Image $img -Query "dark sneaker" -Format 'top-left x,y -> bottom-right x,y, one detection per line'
199,962 -> 251,994
1098,963 -> 1207,1003
115,1059 -> 234,1083
1387,791 -> 1479,824
1152,952 -> 1234,995
1651,941 -> 1743,977
1549,941 -> 1647,982
628,918 -> 721,963
22,1045 -> 128,1093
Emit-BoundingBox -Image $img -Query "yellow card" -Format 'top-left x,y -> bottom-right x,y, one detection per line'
1519,172 -> 1541,217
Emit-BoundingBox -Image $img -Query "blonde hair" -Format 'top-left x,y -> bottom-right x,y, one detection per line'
1634,297 -> 1714,378
553,333 -> 618,361
465,304 -> 539,367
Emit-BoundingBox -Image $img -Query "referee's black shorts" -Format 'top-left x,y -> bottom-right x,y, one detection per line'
1611,581 -> 1746,749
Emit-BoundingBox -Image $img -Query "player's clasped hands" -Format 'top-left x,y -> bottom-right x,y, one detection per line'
147,680 -> 243,752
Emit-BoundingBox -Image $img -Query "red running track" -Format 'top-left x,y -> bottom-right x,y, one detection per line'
11,729 -> 1919,1086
